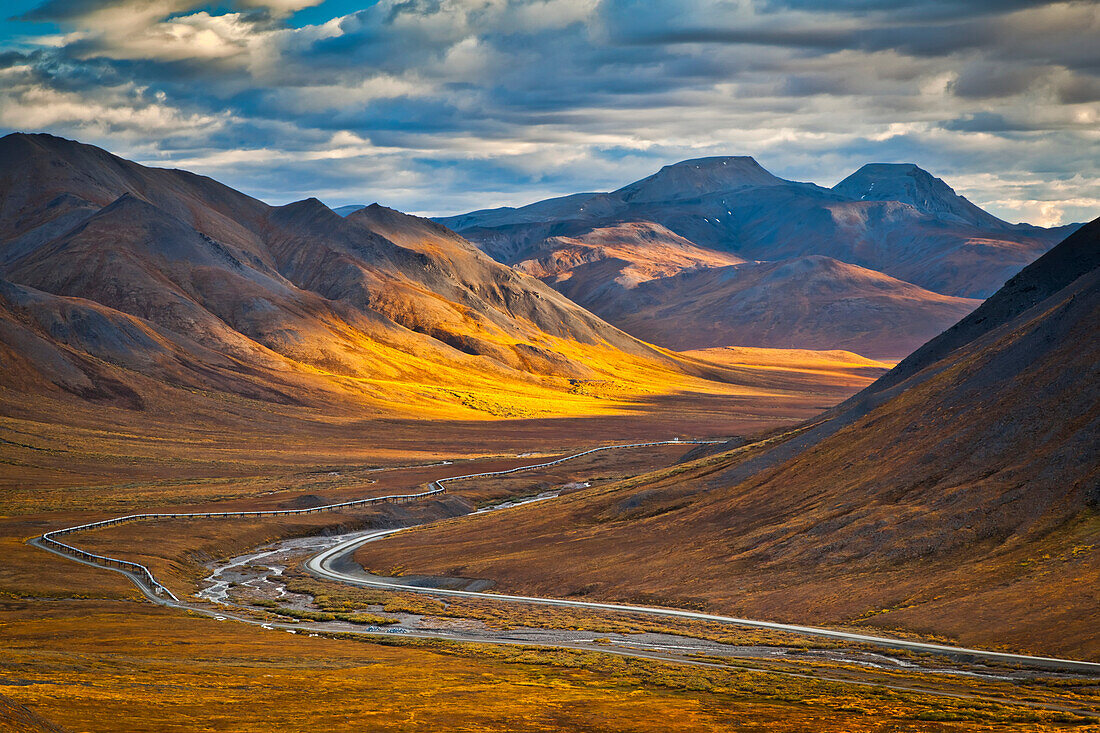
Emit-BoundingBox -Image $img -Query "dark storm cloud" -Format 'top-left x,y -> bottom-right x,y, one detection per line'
949,64 -> 1045,100
625,18 -> 1009,60
18,0 -> 119,21
1056,74 -> 1100,104
760,0 -> 1078,22
940,112 -> 1034,134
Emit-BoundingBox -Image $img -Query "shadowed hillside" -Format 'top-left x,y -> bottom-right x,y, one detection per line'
577,255 -> 980,359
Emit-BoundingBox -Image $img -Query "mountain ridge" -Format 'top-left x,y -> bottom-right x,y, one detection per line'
598,255 -> 981,359
437,156 -> 1076,358
615,156 -> 792,203
832,162 -> 1010,230
0,133 -> 677,416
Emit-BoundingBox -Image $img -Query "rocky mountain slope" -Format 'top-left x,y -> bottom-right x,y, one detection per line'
356,218 -> 1100,658
440,157 -> 1075,359
831,163 -> 1009,230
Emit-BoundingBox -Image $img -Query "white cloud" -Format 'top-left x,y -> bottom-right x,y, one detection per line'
0,82 -> 227,137
59,10 -> 272,65
986,198 -> 1100,227
501,0 -> 599,31
268,75 -> 435,113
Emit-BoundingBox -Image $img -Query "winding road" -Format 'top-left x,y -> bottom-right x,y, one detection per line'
306,528 -> 1100,674
32,438 -> 1100,676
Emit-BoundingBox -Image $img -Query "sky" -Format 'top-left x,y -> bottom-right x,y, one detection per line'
0,0 -> 1097,224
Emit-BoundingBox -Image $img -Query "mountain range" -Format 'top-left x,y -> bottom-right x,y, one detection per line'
0,133 -> 672,418
435,157 -> 1077,359
1,133 -> 893,440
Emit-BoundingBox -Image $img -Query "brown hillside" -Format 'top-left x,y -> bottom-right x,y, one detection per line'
605,256 -> 980,359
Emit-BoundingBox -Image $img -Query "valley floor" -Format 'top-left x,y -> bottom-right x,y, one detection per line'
3,442 -> 1099,732
3,352 -> 1098,732
9,597 -> 1097,733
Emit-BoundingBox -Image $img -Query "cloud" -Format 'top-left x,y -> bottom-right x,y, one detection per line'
0,56 -> 228,139
21,0 -> 322,22
0,0 -> 1096,225
940,112 -> 1031,134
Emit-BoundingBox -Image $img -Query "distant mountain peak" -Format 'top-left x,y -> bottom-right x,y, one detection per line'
858,162 -> 922,174
273,197 -> 338,221
833,163 -> 1008,229
1,131 -> 69,150
333,204 -> 367,217
615,155 -> 787,203
351,201 -> 430,228
350,201 -> 482,253
90,191 -> 166,221
288,196 -> 330,210
674,155 -> 766,170
837,163 -> 945,195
